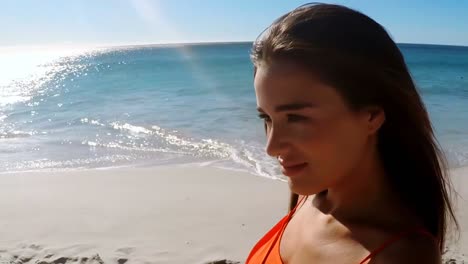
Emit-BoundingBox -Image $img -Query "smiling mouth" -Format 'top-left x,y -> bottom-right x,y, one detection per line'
281,163 -> 308,177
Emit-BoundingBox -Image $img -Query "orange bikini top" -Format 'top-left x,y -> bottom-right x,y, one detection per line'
245,196 -> 435,264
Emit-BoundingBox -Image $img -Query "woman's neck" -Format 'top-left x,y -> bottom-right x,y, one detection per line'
311,145 -> 417,229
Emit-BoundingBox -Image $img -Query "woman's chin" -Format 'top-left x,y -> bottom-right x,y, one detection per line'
288,180 -> 324,196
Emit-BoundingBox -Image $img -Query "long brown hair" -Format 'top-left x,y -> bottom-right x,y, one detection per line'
251,3 -> 458,250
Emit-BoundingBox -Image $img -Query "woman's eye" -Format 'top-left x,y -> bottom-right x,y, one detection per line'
258,114 -> 272,122
287,114 -> 307,122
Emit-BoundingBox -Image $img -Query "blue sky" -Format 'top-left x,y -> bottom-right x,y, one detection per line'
2,0 -> 468,47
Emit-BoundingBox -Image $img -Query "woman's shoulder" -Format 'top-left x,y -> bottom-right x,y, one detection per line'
369,228 -> 441,264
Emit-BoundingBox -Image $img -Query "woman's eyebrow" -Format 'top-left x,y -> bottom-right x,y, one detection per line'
257,102 -> 315,113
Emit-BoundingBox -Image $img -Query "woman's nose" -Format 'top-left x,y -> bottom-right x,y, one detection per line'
265,126 -> 289,157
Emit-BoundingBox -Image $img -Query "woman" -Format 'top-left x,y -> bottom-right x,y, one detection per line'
246,3 -> 458,264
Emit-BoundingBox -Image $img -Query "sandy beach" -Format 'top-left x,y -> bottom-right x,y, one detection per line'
0,165 -> 466,264
0,166 -> 289,264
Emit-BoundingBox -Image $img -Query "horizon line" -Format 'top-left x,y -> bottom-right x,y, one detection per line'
99,41 -> 468,49
1,40 -> 468,50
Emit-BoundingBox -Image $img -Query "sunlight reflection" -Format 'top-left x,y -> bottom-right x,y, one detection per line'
130,0 -> 221,97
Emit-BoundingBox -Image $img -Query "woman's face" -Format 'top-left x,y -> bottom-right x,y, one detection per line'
254,60 -> 380,195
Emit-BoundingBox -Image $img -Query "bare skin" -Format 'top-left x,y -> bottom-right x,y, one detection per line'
254,60 -> 441,263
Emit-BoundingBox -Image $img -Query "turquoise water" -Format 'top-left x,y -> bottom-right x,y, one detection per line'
1,43 -> 467,177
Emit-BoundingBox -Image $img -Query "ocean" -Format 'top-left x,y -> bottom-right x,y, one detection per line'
1,42 -> 467,178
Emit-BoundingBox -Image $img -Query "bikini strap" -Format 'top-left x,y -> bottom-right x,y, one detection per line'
359,227 -> 436,264
259,195 -> 309,264
290,195 -> 309,216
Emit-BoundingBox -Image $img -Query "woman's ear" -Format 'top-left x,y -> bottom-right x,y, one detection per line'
365,106 -> 385,135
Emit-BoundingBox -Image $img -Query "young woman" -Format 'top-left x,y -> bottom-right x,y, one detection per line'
246,3 -> 458,264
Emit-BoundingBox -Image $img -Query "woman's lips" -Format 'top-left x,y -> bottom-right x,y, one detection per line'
281,163 -> 308,177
